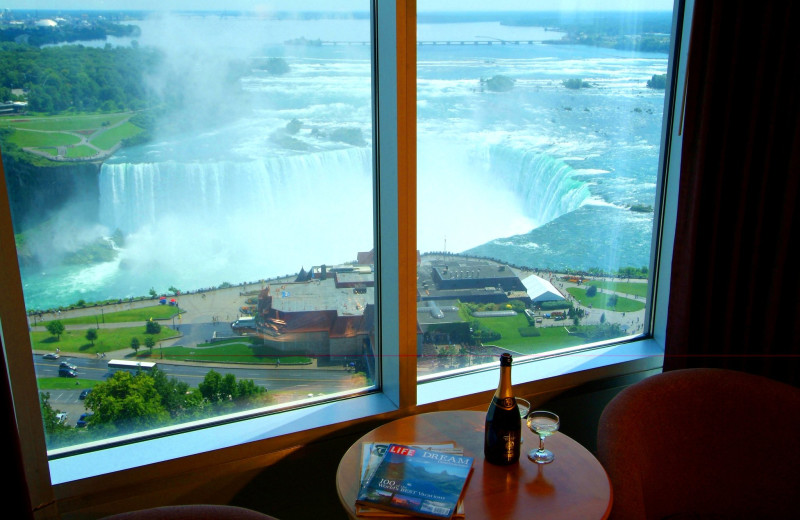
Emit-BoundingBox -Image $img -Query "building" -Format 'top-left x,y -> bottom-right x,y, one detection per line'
418,257 -> 529,305
256,268 -> 375,359
521,274 -> 565,305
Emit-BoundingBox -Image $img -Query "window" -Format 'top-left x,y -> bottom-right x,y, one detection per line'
1,3 -> 382,453
415,1 -> 680,378
1,0 -> 689,508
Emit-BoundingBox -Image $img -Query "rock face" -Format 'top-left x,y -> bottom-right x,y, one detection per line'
2,155 -> 101,233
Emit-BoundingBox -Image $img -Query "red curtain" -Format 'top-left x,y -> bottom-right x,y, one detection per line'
664,0 -> 800,386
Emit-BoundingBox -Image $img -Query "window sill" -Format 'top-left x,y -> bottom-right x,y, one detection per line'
417,338 -> 664,405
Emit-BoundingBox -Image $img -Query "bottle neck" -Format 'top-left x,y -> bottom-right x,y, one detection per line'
495,365 -> 514,400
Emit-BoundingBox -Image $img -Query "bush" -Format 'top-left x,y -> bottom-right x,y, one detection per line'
518,327 -> 541,337
563,78 -> 592,89
482,75 -> 515,92
145,320 -> 161,334
647,74 -> 667,89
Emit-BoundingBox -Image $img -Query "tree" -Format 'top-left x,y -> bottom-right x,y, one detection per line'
647,73 -> 667,89
262,57 -> 290,75
84,371 -> 169,433
130,336 -> 140,354
481,75 -> 515,92
40,392 -> 68,435
198,369 -> 264,405
46,320 -> 65,340
150,368 -> 202,419
144,335 -> 155,355
586,285 -> 598,297
86,328 -> 98,346
198,370 -> 223,402
149,287 -> 158,298
563,78 -> 592,89
145,319 -> 161,334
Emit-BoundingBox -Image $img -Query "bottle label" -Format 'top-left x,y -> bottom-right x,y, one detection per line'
495,396 -> 516,410
502,431 -> 518,457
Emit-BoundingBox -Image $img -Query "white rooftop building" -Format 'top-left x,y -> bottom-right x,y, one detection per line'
522,274 -> 565,303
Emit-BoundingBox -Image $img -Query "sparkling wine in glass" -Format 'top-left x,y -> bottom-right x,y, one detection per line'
527,411 -> 560,464
517,398 -> 531,420
517,398 -> 531,445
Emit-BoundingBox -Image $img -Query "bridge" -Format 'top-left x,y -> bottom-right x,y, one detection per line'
290,39 -> 545,47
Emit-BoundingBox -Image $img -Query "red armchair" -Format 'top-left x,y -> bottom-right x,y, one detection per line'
597,368 -> 800,519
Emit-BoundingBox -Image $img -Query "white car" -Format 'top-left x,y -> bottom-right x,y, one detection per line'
55,412 -> 68,424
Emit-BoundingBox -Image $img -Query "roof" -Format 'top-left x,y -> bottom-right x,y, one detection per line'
267,278 -> 373,315
522,274 -> 565,302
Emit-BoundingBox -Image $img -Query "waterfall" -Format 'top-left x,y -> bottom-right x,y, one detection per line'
99,147 -> 373,235
97,147 -> 374,289
482,144 -> 591,228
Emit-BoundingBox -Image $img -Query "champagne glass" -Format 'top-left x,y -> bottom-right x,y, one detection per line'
517,398 -> 531,445
516,398 -> 531,419
527,411 -> 560,464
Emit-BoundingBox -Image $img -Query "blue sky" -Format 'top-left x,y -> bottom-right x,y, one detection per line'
3,1 -> 674,12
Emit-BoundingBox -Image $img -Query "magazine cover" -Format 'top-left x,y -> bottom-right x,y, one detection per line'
357,443 -> 465,518
356,444 -> 473,519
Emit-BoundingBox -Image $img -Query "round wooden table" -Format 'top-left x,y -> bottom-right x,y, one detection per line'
336,410 -> 612,519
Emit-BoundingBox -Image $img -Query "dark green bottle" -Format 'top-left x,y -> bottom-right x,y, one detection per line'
484,353 -> 521,465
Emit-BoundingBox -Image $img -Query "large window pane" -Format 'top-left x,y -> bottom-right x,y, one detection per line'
416,2 -> 674,375
1,3 -> 377,451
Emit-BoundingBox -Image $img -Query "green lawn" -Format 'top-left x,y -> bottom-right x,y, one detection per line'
149,338 -> 312,365
37,377 -> 97,391
90,121 -> 142,149
0,113 -> 131,132
66,145 -> 97,158
38,305 -> 182,326
471,313 -> 586,352
33,325 -> 179,355
488,321 -> 589,352
1,112 -> 140,160
567,287 -> 646,312
8,129 -> 81,148
585,280 -> 649,298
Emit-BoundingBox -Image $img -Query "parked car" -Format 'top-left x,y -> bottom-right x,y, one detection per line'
58,368 -> 77,378
76,413 -> 93,428
59,361 -> 77,371
79,389 -> 92,400
55,412 -> 68,424
42,353 -> 60,360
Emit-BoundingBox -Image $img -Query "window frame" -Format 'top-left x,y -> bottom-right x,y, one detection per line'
0,0 -> 691,515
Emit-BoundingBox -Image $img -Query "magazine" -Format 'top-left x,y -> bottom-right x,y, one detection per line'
356,444 -> 473,519
357,443 -> 465,518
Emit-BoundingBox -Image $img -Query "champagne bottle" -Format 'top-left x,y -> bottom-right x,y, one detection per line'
484,353 -> 521,465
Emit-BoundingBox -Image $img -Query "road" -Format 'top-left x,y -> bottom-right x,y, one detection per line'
35,354 -> 358,428
32,281 -> 359,427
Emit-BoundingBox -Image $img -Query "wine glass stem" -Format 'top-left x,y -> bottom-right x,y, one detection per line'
539,435 -> 545,451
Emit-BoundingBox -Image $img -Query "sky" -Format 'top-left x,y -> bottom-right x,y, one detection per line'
3,1 -> 675,12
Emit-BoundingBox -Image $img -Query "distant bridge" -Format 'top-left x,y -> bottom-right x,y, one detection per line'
293,39 -> 545,47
